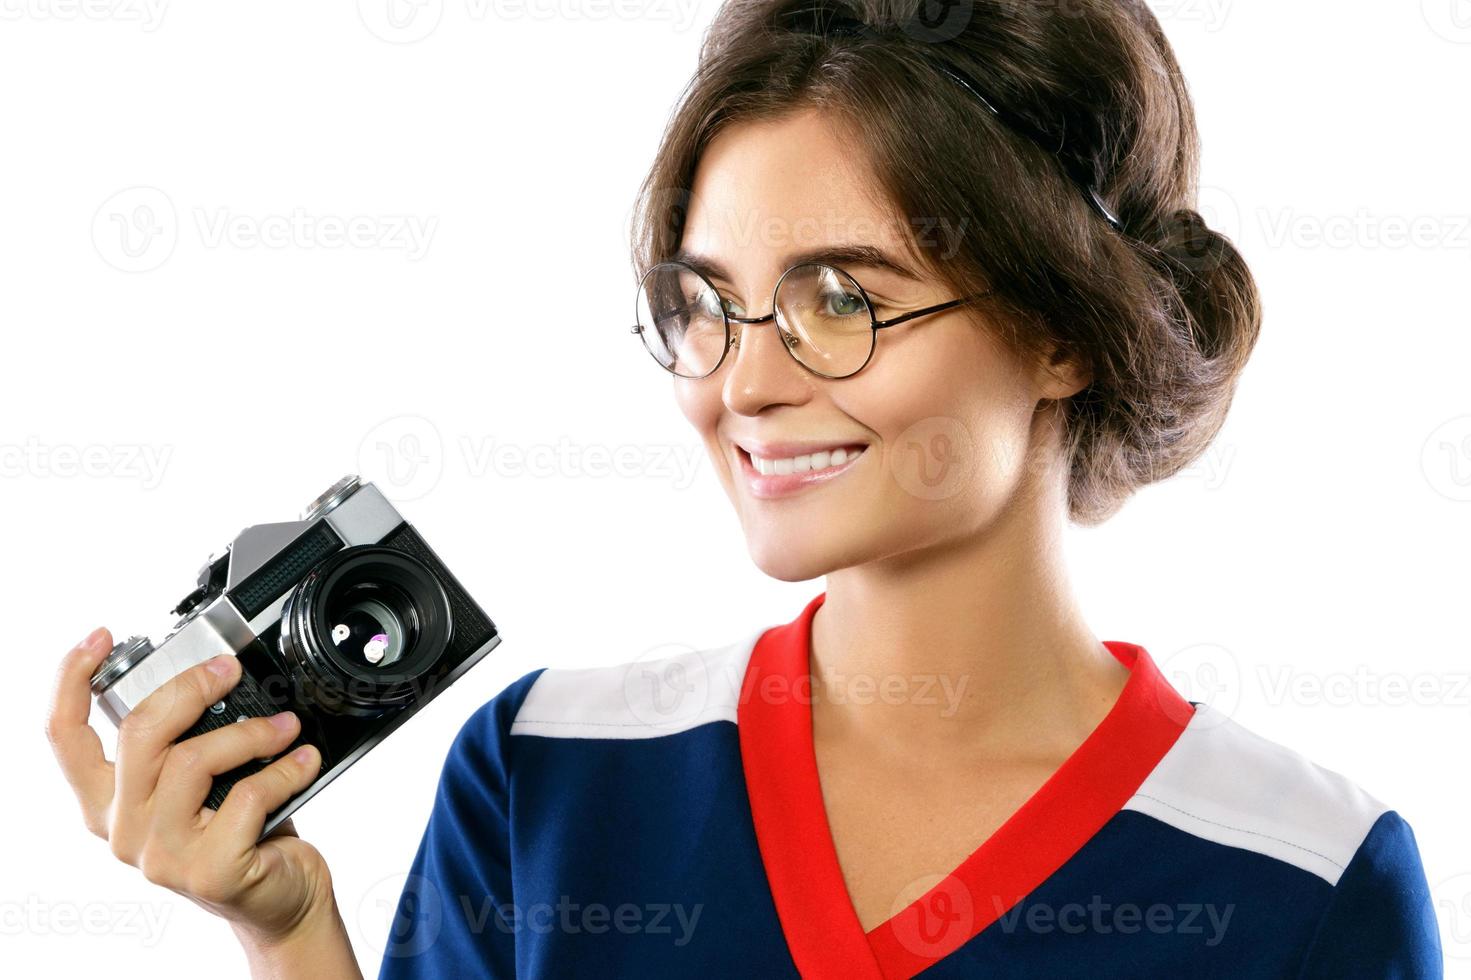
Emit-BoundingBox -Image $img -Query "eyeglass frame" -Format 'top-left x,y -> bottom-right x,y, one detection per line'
630,259 -> 993,381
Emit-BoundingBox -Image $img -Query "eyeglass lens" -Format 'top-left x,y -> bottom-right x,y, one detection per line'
635,262 -> 876,379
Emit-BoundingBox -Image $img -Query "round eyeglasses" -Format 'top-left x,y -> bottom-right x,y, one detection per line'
631,260 -> 991,380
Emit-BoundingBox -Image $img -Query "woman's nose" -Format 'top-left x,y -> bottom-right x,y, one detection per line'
721,315 -> 812,415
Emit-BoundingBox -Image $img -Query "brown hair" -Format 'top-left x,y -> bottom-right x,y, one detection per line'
630,0 -> 1262,525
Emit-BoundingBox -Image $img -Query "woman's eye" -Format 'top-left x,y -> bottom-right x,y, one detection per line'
688,291 -> 725,319
823,291 -> 865,317
720,295 -> 747,317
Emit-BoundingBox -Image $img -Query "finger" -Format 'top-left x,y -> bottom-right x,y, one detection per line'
114,654 -> 243,811
45,627 -> 118,836
266,817 -> 299,840
191,801 -> 294,835
206,744 -> 321,850
154,711 -> 302,830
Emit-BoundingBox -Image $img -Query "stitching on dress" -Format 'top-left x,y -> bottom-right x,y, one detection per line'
1130,792 -> 1346,869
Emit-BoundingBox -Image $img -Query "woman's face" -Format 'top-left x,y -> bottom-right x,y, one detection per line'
673,108 -> 1083,582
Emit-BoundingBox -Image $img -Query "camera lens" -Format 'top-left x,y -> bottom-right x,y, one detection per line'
329,593 -> 408,668
279,545 -> 454,715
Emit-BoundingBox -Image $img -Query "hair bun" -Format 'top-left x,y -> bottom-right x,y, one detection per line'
1132,207 -> 1258,366
1137,208 -> 1218,276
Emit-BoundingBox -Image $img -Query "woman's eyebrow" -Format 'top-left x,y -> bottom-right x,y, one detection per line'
668,243 -> 921,284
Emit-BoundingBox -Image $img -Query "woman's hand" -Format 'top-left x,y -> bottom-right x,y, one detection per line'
45,626 -> 358,972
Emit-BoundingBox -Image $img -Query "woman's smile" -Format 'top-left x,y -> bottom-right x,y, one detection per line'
732,438 -> 870,499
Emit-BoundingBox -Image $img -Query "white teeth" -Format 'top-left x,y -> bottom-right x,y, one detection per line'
749,446 -> 864,476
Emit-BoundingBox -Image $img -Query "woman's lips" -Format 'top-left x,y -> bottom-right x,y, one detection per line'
735,443 -> 869,499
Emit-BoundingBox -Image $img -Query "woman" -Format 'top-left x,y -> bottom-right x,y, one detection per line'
47,0 -> 1442,976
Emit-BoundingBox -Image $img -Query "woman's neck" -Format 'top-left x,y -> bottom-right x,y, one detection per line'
811,487 -> 1131,764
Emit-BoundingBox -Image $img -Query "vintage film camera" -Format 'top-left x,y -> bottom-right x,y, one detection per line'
89,475 -> 502,838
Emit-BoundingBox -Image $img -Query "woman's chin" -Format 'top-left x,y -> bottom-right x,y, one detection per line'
746,536 -> 848,584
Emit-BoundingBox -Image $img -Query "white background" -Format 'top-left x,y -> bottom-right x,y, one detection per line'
3,1 -> 1469,975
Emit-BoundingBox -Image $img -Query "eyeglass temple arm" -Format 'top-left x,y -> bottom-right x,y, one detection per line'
872,290 -> 991,330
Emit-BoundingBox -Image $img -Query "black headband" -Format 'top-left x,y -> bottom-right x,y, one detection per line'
775,2 -> 1125,233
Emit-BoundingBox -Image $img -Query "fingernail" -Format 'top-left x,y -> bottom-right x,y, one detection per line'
78,627 -> 106,652
206,655 -> 238,676
292,745 -> 316,764
268,711 -> 296,732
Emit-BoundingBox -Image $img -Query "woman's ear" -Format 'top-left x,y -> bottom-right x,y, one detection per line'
1034,342 -> 1092,402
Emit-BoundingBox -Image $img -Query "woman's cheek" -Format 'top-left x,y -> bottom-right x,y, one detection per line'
672,377 -> 739,500
867,392 -> 1035,545
673,378 -> 719,451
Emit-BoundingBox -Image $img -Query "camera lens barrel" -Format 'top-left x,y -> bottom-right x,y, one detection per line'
279,545 -> 454,715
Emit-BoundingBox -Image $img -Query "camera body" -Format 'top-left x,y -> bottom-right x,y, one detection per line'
90,475 -> 502,839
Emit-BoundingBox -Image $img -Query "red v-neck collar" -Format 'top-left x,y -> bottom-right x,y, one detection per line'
737,591 -> 1195,980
